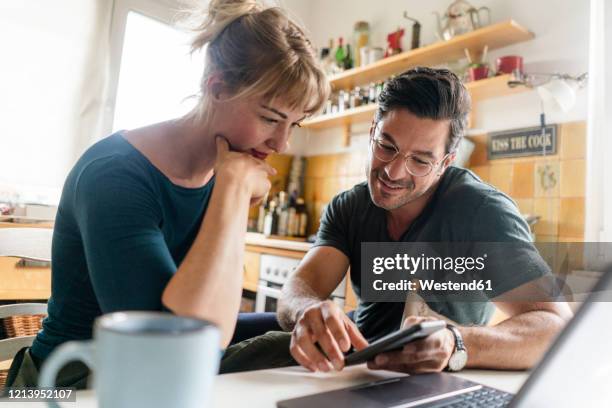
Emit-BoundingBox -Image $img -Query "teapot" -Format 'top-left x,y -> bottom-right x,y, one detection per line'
433,0 -> 491,41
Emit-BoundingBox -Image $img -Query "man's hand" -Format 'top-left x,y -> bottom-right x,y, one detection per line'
290,300 -> 369,372
367,316 -> 455,373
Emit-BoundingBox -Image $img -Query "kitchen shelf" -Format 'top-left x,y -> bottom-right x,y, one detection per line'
302,74 -> 527,130
303,104 -> 377,130
327,19 -> 534,91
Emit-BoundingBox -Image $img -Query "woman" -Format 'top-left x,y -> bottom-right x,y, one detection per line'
6,0 -> 328,388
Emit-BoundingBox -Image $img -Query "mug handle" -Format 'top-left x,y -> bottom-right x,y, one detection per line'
38,341 -> 95,408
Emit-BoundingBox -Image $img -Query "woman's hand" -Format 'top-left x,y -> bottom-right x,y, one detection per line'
214,136 -> 276,204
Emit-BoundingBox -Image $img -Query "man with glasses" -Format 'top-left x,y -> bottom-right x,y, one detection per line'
277,67 -> 571,374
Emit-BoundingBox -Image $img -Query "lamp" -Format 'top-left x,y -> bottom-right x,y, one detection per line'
508,72 -> 588,112
507,72 -> 588,157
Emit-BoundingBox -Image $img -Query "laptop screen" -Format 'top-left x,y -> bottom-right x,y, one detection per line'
510,270 -> 612,407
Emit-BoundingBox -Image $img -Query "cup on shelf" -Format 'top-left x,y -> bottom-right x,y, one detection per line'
468,64 -> 489,81
496,55 -> 523,76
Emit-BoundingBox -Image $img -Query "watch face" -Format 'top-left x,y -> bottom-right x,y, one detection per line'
449,349 -> 468,371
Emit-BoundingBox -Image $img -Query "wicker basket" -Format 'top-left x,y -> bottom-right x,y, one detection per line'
0,315 -> 44,391
2,315 -> 45,338
0,369 -> 8,390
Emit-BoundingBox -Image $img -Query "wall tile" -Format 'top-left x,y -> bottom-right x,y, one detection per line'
470,165 -> 490,183
560,159 -> 586,197
266,154 -> 292,174
560,121 -> 586,159
334,153 -> 351,177
533,198 -> 559,236
559,198 -> 585,238
303,177 -> 316,203
511,162 -> 534,198
489,163 -> 513,195
535,235 -> 559,243
534,161 -> 560,198
469,141 -> 489,166
513,198 -> 534,215
348,152 -> 368,177
305,156 -> 323,178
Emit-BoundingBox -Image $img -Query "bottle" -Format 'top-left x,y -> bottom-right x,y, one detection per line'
343,44 -> 354,70
351,87 -> 362,108
324,38 -> 339,75
335,37 -> 346,71
296,198 -> 308,237
287,193 -> 298,237
353,21 -> 370,67
375,81 -> 385,100
256,194 -> 268,233
368,82 -> 377,103
277,192 -> 289,236
338,90 -> 347,113
263,198 -> 278,236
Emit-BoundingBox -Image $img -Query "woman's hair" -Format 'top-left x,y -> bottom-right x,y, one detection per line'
184,0 -> 330,122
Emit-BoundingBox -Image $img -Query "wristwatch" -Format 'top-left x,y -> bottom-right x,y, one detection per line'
446,324 -> 468,372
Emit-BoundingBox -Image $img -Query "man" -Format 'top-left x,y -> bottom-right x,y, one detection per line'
277,67 -> 572,374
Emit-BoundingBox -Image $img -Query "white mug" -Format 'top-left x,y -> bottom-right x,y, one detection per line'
39,311 -> 220,408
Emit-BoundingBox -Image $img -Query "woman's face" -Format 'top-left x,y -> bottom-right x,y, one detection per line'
210,94 -> 307,160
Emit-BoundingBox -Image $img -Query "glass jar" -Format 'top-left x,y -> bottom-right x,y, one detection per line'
353,21 -> 370,67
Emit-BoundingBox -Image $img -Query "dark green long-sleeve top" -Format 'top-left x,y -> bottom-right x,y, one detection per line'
31,133 -> 215,360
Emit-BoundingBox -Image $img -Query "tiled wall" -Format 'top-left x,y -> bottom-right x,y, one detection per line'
265,121 -> 586,242
249,154 -> 293,221
467,121 -> 586,242
303,152 -> 368,236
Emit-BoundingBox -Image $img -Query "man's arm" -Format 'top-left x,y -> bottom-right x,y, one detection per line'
278,246 -> 368,372
369,285 -> 573,373
278,246 -> 348,330
461,298 -> 572,369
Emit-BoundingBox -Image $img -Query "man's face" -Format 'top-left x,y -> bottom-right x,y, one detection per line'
366,108 -> 454,211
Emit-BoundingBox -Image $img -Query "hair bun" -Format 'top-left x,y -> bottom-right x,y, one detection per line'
190,0 -> 263,51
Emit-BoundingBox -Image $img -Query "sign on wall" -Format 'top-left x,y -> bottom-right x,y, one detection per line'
487,125 -> 557,160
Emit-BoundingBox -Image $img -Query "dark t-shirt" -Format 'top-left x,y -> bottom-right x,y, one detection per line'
31,133 -> 215,360
313,166 -> 546,342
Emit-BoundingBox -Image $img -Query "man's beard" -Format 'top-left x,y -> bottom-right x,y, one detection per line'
366,166 -> 420,211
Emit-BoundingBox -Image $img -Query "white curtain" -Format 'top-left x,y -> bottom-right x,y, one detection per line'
0,0 -> 114,204
585,0 -> 612,265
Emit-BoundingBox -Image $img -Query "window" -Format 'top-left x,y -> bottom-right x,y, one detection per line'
111,10 -> 205,132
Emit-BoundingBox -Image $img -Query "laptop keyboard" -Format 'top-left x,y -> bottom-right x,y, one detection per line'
428,386 -> 514,407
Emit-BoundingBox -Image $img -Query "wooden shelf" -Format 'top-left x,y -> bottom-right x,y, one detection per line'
303,104 -> 377,130
303,74 -> 527,130
327,19 -> 534,91
467,74 -> 526,101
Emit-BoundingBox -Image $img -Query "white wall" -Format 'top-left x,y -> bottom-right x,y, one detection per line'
0,0 -> 106,204
282,0 -> 590,156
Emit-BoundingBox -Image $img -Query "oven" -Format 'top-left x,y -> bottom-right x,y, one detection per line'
255,254 -> 346,313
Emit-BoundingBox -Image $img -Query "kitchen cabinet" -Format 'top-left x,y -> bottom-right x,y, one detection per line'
243,250 -> 260,292
0,222 -> 52,301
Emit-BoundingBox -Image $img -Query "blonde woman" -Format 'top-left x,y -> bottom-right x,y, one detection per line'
6,0 -> 329,388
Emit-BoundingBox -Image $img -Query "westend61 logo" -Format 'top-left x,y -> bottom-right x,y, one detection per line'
372,253 -> 488,275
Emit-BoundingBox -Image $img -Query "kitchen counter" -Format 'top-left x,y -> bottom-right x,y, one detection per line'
245,232 -> 312,253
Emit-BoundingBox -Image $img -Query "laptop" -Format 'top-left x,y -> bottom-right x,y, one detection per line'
277,268 -> 612,408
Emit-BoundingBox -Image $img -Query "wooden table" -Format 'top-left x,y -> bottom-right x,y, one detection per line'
1,365 -> 529,407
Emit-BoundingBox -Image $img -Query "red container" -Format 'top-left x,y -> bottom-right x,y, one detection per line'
496,55 -> 523,75
468,65 -> 489,81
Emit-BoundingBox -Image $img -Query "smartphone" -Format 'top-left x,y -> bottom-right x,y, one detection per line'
344,320 -> 447,366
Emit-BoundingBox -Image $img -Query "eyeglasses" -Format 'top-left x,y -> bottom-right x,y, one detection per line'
370,135 -> 449,178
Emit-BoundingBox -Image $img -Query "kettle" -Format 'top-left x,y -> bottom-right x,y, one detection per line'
433,0 -> 491,41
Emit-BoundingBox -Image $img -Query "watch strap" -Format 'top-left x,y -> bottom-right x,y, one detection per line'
446,324 -> 465,351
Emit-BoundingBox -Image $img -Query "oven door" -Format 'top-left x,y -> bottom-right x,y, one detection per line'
255,282 -> 283,313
